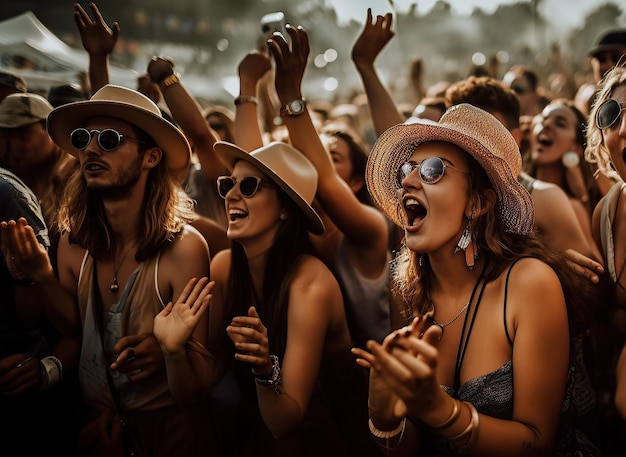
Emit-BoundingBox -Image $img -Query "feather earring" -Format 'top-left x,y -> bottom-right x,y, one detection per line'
454,215 -> 477,270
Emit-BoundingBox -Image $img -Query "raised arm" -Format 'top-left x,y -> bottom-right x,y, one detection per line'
73,2 -> 119,94
234,51 -> 271,151
351,8 -> 403,136
269,26 -> 389,252
147,56 -> 224,181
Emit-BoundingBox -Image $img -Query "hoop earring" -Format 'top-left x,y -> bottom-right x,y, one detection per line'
454,215 -> 478,270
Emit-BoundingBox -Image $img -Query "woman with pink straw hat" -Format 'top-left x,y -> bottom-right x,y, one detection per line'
352,102 -> 598,455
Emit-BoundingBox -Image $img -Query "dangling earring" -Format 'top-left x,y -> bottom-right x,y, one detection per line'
454,215 -> 478,270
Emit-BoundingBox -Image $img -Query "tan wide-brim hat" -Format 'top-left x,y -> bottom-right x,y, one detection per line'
214,141 -> 324,235
47,84 -> 190,172
366,103 -> 534,235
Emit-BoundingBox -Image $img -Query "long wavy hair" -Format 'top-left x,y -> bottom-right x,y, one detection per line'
393,155 -> 593,336
586,65 -> 626,179
224,190 -> 317,359
57,126 -> 195,261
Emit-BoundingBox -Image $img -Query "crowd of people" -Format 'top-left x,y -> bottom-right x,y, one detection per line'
1,3 -> 626,456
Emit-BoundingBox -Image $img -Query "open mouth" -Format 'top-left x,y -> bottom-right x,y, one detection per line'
83,161 -> 107,172
536,131 -> 552,147
403,197 -> 427,227
228,208 -> 248,222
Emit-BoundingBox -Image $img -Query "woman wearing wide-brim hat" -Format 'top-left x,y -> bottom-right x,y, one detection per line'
204,140 -> 353,456
352,103 -> 598,455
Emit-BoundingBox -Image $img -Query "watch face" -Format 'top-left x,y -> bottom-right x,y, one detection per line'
286,99 -> 306,115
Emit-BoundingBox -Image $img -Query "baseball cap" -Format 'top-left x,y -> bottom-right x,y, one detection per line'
0,93 -> 53,128
0,72 -> 27,93
589,29 -> 626,57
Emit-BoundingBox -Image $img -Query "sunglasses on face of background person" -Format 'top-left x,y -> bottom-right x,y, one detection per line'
70,128 -> 148,151
217,175 -> 273,199
396,156 -> 468,188
594,52 -> 624,65
596,99 -> 626,130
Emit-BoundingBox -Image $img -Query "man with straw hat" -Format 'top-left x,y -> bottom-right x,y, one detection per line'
3,84 -> 219,456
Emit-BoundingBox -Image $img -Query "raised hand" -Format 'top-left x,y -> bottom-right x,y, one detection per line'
267,25 -> 310,102
153,277 -> 214,354
73,2 -> 119,57
238,51 -> 271,90
351,8 -> 395,70
147,55 -> 176,84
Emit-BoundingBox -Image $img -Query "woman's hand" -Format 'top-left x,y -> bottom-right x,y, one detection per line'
351,8 -> 395,70
352,316 -> 443,422
227,306 -> 272,374
267,25 -> 309,103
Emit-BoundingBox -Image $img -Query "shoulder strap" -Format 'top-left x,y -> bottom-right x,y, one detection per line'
503,259 -> 525,346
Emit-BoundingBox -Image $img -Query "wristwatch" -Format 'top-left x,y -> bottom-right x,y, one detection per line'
281,98 -> 307,116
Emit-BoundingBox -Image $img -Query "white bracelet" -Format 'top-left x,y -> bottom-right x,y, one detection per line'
368,417 -> 406,439
40,356 -> 63,391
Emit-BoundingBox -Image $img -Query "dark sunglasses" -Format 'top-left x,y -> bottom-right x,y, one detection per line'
512,85 -> 529,95
70,128 -> 147,151
396,156 -> 468,188
594,52 -> 623,64
596,99 -> 626,130
217,176 -> 266,199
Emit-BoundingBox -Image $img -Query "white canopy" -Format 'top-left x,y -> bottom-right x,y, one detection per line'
0,11 -> 135,94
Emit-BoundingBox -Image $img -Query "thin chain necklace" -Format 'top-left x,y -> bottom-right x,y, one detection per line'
431,300 -> 470,334
110,242 -> 135,293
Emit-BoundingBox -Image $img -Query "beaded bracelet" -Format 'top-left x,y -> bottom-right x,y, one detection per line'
254,355 -> 282,394
368,417 -> 405,439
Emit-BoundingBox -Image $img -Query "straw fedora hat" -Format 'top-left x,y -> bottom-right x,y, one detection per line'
366,103 -> 534,235
214,141 -> 324,235
47,84 -> 190,172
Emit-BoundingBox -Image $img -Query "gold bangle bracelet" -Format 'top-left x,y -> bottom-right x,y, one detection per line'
159,73 -> 179,91
431,399 -> 461,431
450,401 -> 480,452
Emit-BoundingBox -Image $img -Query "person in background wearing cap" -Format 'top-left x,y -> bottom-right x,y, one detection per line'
0,156 -> 81,453
0,92 -> 67,201
589,29 -> 626,85
352,103 -> 599,455
195,140 -> 352,456
0,71 -> 26,103
47,83 -> 88,108
3,84 -> 219,456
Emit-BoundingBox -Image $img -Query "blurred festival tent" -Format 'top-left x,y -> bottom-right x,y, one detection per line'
0,11 -> 135,94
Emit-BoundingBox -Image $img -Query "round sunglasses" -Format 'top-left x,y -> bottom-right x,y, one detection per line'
217,176 -> 266,199
396,156 -> 468,188
70,128 -> 147,151
596,99 -> 626,130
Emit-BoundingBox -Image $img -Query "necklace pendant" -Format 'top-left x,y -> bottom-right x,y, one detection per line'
110,279 -> 119,293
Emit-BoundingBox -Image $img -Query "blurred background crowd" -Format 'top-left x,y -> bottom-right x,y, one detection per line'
0,0 -> 624,106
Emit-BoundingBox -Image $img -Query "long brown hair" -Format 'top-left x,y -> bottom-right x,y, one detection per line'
58,128 -> 195,261
393,155 -> 593,335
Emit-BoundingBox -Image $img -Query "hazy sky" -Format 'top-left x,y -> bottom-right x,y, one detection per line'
328,0 -> 611,29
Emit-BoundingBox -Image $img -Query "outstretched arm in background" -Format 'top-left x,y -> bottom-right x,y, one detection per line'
351,8 -> 403,136
234,51 -> 271,151
73,2 -> 118,94
269,26 -> 389,272
147,56 -> 224,181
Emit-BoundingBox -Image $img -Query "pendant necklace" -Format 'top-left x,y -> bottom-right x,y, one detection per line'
110,243 -> 135,293
431,300 -> 470,336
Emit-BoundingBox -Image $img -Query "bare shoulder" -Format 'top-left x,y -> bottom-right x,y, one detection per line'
210,249 -> 231,283
504,257 -> 564,315
290,255 -> 342,299
531,180 -> 570,207
58,232 -> 87,276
